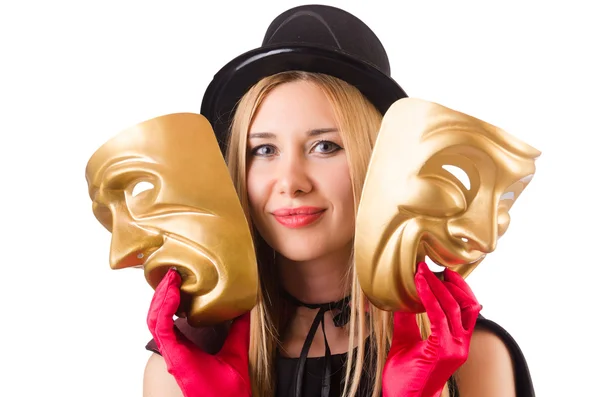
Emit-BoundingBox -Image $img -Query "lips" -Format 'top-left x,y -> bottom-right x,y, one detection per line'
272,206 -> 324,216
271,206 -> 326,228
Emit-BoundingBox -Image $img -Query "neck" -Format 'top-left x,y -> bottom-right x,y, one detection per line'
277,243 -> 352,304
276,243 -> 357,358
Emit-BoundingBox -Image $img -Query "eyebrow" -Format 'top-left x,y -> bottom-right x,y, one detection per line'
248,128 -> 338,139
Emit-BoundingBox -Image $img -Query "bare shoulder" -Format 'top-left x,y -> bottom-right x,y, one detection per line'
454,327 -> 516,397
143,353 -> 184,397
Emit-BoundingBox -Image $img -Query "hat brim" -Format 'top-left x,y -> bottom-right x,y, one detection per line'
200,44 -> 407,152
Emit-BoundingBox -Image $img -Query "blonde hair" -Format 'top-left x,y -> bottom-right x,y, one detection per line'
225,71 -> 440,397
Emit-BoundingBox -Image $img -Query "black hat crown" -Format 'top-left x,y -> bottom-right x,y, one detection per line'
201,4 -> 407,153
262,5 -> 392,75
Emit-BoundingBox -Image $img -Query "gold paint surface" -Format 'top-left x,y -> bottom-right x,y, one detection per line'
86,113 -> 258,326
356,98 -> 541,312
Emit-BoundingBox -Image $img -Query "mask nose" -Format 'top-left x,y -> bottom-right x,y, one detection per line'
447,199 -> 498,254
108,202 -> 164,269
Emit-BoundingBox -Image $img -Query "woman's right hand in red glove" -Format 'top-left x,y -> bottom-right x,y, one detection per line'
147,268 -> 252,397
382,262 -> 482,397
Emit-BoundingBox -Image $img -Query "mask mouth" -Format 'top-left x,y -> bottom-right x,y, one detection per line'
422,234 -> 485,271
424,255 -> 449,281
424,255 -> 446,274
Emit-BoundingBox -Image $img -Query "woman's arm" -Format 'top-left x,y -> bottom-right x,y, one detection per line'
143,353 -> 184,397
454,328 -> 516,397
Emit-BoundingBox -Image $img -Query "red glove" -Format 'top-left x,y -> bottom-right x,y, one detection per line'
147,268 -> 252,397
382,262 -> 482,397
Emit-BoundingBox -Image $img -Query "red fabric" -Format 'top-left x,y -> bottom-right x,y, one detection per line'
382,263 -> 482,397
147,269 -> 252,397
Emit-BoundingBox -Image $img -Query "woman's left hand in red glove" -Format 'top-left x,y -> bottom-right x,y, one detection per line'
147,268 -> 252,397
382,262 -> 482,397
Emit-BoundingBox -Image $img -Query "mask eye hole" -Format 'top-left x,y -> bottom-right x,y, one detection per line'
131,181 -> 155,197
442,164 -> 471,190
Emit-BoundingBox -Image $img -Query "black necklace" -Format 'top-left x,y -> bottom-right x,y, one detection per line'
282,290 -> 352,397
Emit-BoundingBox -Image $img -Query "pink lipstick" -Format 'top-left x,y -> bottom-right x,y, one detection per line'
272,206 -> 325,228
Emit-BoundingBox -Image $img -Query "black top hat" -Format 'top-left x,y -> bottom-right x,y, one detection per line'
200,4 -> 408,153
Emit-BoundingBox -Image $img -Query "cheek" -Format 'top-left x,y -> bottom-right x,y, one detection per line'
400,178 -> 466,217
320,161 -> 354,215
246,163 -> 272,216
245,166 -> 261,211
497,211 -> 510,236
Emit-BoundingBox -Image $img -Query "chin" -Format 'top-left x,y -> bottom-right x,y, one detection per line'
255,215 -> 354,261
273,238 -> 330,262
278,250 -> 320,263
272,232 -> 352,264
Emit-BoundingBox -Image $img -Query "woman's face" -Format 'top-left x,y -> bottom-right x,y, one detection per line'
246,80 -> 355,262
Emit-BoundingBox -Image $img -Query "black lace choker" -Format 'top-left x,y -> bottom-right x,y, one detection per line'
281,290 -> 352,397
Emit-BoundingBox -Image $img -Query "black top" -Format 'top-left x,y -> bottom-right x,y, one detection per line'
276,348 -> 371,397
146,314 -> 535,397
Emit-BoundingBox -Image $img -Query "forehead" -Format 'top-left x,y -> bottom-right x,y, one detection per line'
250,80 -> 338,134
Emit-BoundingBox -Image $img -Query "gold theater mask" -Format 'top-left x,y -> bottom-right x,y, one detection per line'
356,98 -> 541,313
85,113 -> 258,326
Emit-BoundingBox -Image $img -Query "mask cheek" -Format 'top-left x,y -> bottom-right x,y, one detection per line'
400,177 -> 466,218
497,210 -> 511,237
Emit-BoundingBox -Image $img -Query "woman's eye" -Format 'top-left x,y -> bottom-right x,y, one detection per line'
313,140 -> 341,154
251,144 -> 277,156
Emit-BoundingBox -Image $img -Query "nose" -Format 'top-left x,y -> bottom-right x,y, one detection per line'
447,199 -> 498,253
276,152 -> 312,197
108,203 -> 164,269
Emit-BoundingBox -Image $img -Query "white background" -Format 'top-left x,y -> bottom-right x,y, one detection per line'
1,1 -> 598,396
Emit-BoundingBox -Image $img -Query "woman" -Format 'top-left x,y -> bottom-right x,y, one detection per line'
143,5 -> 534,397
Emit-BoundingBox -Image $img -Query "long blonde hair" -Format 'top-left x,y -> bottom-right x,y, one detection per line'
225,71 -> 437,397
